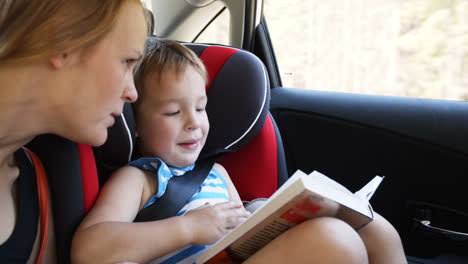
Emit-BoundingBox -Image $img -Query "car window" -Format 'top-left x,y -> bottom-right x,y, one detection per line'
194,8 -> 229,45
264,0 -> 468,101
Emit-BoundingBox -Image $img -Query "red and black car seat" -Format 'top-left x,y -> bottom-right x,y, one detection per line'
187,42 -> 288,200
25,40 -> 288,263
26,136 -> 99,264
96,40 -> 288,201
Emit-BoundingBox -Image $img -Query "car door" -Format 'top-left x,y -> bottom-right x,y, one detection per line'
256,1 -> 468,262
148,0 -> 468,262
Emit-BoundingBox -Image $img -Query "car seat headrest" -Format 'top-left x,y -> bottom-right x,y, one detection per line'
188,43 -> 270,159
94,39 -> 270,180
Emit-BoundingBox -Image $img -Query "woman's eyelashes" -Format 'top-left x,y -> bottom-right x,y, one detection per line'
124,58 -> 139,69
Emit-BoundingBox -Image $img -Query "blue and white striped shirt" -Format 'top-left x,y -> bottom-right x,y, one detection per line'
128,158 -> 230,264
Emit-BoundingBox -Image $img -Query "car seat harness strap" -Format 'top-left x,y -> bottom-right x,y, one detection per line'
134,157 -> 216,222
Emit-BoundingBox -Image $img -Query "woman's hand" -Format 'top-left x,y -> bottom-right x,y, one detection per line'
182,201 -> 251,245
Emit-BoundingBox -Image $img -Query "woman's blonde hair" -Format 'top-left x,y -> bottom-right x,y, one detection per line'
0,0 -> 150,66
133,38 -> 208,104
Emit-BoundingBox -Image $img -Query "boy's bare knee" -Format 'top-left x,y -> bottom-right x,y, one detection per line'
252,217 -> 368,264
304,217 -> 367,262
359,213 -> 403,246
358,213 -> 406,263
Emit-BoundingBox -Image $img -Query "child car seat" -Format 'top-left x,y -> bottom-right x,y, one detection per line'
95,39 -> 288,202
24,39 -> 288,263
187,42 -> 288,200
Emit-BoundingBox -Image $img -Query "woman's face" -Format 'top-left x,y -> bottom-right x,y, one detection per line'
51,1 -> 147,146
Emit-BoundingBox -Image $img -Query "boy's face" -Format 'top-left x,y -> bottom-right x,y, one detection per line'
136,65 -> 209,167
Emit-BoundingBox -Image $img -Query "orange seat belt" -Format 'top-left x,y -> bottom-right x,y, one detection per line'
23,148 -> 49,264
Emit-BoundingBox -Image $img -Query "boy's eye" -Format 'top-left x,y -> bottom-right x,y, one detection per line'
164,110 -> 180,116
196,107 -> 206,112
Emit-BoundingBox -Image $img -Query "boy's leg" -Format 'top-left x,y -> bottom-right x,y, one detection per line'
358,213 -> 407,264
244,217 -> 368,264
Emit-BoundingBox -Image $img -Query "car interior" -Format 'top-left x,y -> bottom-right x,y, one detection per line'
152,1 -> 468,262
27,38 -> 286,263
25,0 -> 468,263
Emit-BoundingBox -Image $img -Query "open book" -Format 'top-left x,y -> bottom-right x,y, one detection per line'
196,170 -> 384,264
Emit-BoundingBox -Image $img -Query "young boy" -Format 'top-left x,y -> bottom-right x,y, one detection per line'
71,39 -> 407,264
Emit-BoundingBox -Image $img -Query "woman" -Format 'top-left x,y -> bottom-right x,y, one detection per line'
0,0 -> 148,263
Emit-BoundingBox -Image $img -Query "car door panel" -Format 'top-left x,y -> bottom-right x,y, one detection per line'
270,87 -> 468,258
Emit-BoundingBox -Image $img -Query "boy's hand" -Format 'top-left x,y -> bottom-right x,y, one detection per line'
182,201 -> 251,245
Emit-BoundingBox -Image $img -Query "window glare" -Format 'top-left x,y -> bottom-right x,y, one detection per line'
264,0 -> 468,101
195,9 -> 230,46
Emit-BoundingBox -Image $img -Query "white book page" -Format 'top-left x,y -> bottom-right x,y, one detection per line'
308,171 -> 354,195
354,176 -> 384,201
267,170 -> 307,201
304,171 -> 373,217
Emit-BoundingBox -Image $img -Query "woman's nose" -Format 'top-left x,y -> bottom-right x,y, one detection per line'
123,80 -> 138,103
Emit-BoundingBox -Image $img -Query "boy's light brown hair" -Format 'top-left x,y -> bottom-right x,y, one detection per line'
133,38 -> 208,107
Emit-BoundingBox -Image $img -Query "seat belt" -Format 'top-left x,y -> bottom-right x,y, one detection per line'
134,157 -> 216,222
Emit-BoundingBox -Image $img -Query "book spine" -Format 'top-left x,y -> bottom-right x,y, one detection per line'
204,250 -> 241,264
229,218 -> 293,259
228,192 -> 324,259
